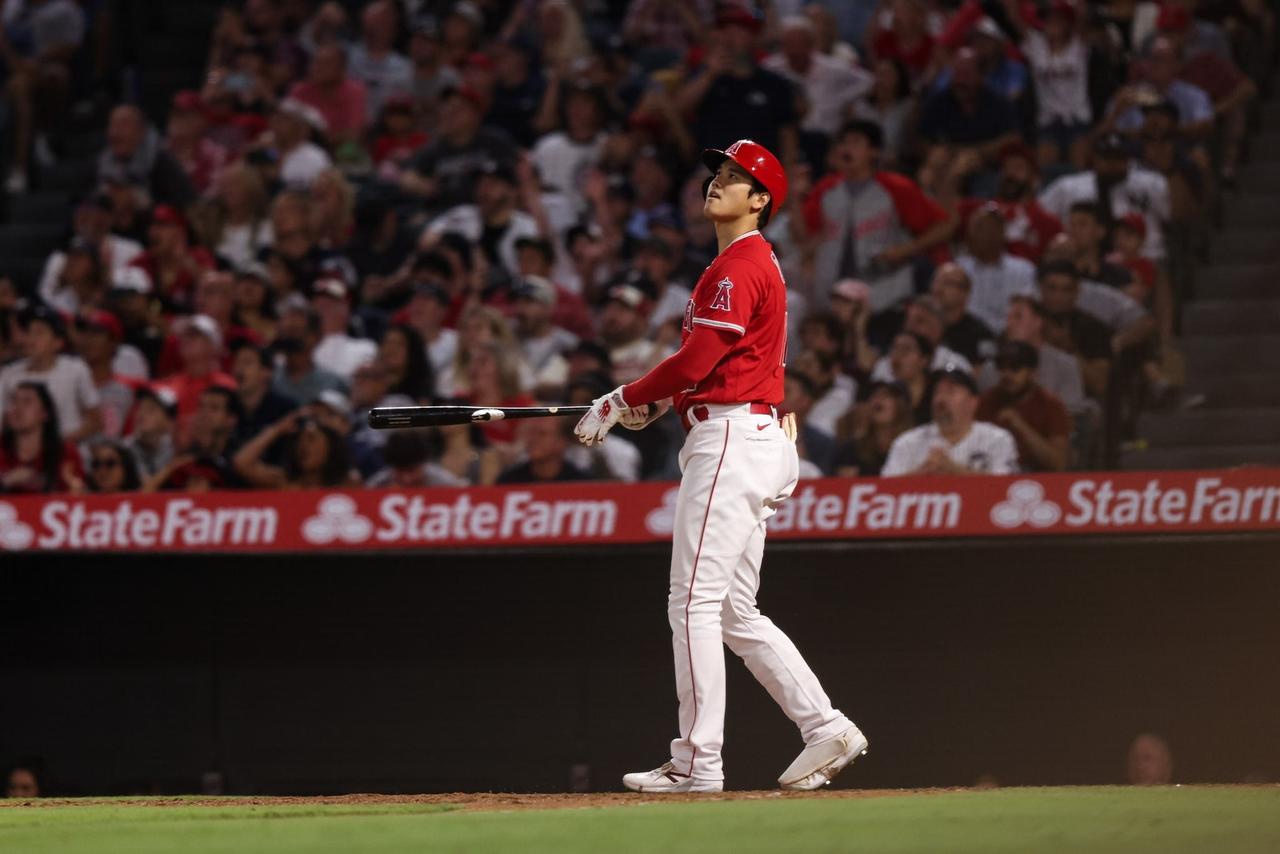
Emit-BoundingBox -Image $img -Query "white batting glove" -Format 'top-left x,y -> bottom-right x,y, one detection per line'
619,399 -> 669,431
574,386 -> 628,446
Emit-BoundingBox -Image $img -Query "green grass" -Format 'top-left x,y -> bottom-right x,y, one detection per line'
2,786 -> 1279,854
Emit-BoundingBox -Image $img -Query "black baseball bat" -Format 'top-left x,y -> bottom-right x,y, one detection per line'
367,404 -> 591,429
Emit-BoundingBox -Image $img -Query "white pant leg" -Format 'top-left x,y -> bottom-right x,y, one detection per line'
722,519 -> 854,746
667,419 -> 739,781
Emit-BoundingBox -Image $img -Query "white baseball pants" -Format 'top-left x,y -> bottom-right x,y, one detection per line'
666,404 -> 853,782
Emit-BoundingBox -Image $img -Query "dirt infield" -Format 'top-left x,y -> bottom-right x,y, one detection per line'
1,788 -> 960,812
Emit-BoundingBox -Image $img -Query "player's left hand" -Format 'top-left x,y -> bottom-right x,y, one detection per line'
574,386 -> 629,446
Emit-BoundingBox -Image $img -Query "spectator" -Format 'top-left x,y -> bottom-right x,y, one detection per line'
347,0 -> 412,121
273,303 -> 347,403
763,15 -> 873,161
530,81 -> 606,221
1127,733 -> 1173,785
82,438 -> 143,494
288,43 -> 368,146
370,95 -> 429,179
379,323 -> 433,403
884,331 -> 935,425
4,761 -> 43,798
1103,36 -> 1212,141
1013,0 -> 1092,168
979,294 -> 1086,415
232,263 -> 278,344
184,383 -> 242,463
268,98 -> 332,189
917,47 -> 1020,159
497,418 -> 591,484
511,276 -> 577,398
0,381 -> 81,493
1064,202 -> 1137,290
929,262 -> 995,365
792,347 -> 854,439
0,0 -> 85,191
38,193 -> 144,303
164,91 -> 230,196
956,203 -> 1037,334
463,340 -> 536,446
402,85 -> 518,211
782,370 -> 836,477
368,427 -> 465,488
977,340 -> 1070,472
310,278 -> 377,382
130,204 -> 216,315
73,310 -> 138,437
404,280 -> 458,380
833,380 -> 914,477
37,238 -> 107,317
868,0 -> 937,84
155,313 -> 236,439
1157,5 -> 1256,183
1036,260 -> 1113,400
1107,213 -> 1161,306
123,385 -> 178,480
873,295 -> 973,378
599,282 -> 658,386
621,0 -> 712,60
803,119 -> 955,313
851,58 -> 914,168
231,340 -> 297,440
193,164 -> 273,270
1039,133 -> 1171,261
422,160 -> 540,277
513,236 -> 594,339
0,306 -> 101,441
233,410 -> 356,488
309,168 -> 356,251
677,7 -> 800,160
97,105 -> 195,208
882,365 -> 1019,475
826,279 -> 879,379
948,142 -> 1063,264
408,18 -> 461,119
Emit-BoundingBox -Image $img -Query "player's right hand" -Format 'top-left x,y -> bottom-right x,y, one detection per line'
619,400 -> 669,431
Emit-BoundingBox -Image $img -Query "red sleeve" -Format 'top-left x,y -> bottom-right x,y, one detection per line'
622,325 -> 738,407
802,172 -> 842,235
876,173 -> 952,263
937,0 -> 984,49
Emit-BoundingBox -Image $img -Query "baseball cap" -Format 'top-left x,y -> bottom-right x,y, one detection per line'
150,204 -> 187,229
478,159 -> 517,184
312,389 -> 352,419
77,309 -> 124,340
931,363 -> 979,395
1117,212 -> 1148,239
177,314 -> 224,350
831,278 -> 871,305
1093,133 -> 1129,158
1156,4 -> 1192,31
171,89 -> 206,114
448,1 -> 484,28
311,277 -> 350,302
512,276 -> 557,306
607,283 -> 650,312
21,304 -> 68,340
998,139 -> 1036,165
994,339 -> 1039,370
111,265 -> 154,295
276,97 -> 328,134
136,384 -> 179,418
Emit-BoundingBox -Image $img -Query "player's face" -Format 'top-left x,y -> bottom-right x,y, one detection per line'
704,161 -> 765,223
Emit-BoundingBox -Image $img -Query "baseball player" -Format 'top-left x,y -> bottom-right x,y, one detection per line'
575,140 -> 867,793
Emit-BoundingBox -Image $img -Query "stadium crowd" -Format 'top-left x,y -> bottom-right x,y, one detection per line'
0,0 -> 1274,494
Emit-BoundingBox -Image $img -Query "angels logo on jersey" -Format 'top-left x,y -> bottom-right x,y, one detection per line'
709,277 -> 733,311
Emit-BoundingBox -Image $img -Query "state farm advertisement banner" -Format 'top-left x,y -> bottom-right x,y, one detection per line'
1,469 -> 1279,553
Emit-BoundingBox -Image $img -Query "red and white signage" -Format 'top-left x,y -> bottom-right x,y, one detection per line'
1,469 -> 1278,553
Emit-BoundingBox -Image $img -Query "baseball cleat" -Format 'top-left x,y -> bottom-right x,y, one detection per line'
778,725 -> 869,791
623,762 -> 723,793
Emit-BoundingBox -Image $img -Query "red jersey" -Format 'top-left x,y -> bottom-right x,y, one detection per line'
675,231 -> 787,412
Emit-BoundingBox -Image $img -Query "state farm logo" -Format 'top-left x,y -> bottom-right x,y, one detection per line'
990,480 -> 1061,529
302,494 -> 374,545
645,488 -> 679,535
0,502 -> 34,550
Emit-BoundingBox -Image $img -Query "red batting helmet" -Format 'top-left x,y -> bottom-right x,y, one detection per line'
702,139 -> 788,209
